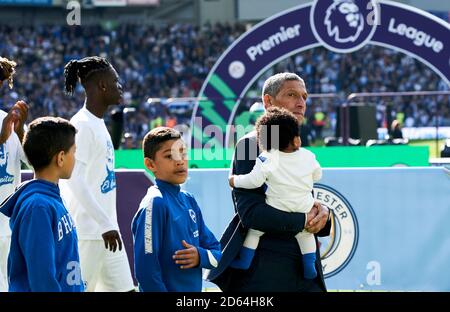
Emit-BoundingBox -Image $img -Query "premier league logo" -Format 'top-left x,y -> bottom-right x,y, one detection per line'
311,0 -> 379,52
325,0 -> 364,43
314,184 -> 359,278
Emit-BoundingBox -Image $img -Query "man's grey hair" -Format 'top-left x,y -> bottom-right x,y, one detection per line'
262,72 -> 304,99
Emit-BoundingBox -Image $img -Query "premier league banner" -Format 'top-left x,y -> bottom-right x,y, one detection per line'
183,167 -> 450,291
191,0 -> 450,148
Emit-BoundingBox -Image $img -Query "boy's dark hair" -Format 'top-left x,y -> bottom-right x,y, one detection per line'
23,117 -> 77,171
256,107 -> 299,151
143,127 -> 181,159
64,56 -> 112,95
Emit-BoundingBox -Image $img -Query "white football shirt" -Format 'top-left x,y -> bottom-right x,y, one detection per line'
60,106 -> 118,239
0,110 -> 26,237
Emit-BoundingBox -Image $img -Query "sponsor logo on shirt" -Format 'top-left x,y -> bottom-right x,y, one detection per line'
101,140 -> 116,194
0,144 -> 14,187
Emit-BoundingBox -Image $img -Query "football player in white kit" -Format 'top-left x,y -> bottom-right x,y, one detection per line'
0,57 -> 29,292
59,56 -> 134,292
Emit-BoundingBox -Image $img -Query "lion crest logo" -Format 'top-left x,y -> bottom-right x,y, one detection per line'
324,0 -> 364,43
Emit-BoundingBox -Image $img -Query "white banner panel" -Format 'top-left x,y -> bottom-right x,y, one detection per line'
127,0 -> 159,5
183,167 -> 450,291
92,0 -> 126,7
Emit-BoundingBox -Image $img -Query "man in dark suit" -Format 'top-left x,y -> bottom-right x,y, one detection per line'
207,72 -> 331,292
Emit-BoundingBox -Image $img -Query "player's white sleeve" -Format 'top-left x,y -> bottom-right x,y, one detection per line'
233,156 -> 267,189
65,161 -> 117,234
17,136 -> 30,169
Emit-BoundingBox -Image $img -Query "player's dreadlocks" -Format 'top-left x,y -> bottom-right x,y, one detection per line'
0,56 -> 17,89
64,56 -> 112,95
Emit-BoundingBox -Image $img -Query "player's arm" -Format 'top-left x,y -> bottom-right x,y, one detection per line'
190,198 -> 221,270
232,156 -> 268,189
19,205 -> 61,291
232,137 -> 311,235
12,100 -> 28,143
0,101 -> 28,145
132,198 -> 168,292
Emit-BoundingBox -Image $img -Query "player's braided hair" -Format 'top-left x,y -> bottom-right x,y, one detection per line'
64,56 -> 112,95
0,56 -> 17,89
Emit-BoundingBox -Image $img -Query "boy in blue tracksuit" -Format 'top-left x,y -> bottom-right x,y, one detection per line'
0,117 -> 84,292
132,127 -> 221,292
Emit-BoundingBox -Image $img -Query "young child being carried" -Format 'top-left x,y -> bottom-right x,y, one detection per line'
229,107 -> 322,279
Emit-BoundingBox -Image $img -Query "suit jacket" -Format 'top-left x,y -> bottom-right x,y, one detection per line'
206,131 -> 331,291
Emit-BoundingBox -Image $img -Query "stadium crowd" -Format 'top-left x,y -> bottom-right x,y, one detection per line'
0,23 -> 448,148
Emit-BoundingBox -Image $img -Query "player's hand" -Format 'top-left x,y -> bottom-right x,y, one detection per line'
305,202 -> 329,234
0,106 -> 19,145
102,230 -> 123,252
12,101 -> 28,142
228,176 -> 235,188
173,240 -> 199,269
0,101 -> 29,145
305,204 -> 318,227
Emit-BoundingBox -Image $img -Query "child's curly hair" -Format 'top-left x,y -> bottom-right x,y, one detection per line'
0,57 -> 17,89
256,106 -> 300,151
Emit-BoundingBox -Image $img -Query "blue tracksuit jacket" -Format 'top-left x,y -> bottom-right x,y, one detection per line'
0,179 -> 84,292
132,179 -> 221,292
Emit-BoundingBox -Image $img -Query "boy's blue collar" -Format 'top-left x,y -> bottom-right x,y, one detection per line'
155,179 -> 181,195
34,178 -> 60,191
